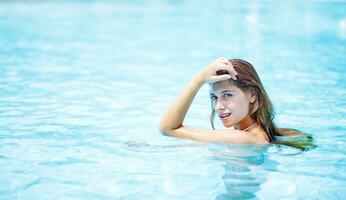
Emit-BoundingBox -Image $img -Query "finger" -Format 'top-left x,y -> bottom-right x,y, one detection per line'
219,62 -> 238,76
219,60 -> 232,67
215,63 -> 230,70
209,74 -> 232,83
219,59 -> 231,65
219,58 -> 234,67
215,64 -> 237,77
231,74 -> 237,80
223,61 -> 237,74
230,68 -> 238,77
226,62 -> 237,75
219,57 -> 233,65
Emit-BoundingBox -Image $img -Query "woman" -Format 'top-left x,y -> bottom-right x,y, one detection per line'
159,57 -> 304,145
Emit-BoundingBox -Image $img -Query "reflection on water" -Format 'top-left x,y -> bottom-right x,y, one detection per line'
124,138 -> 317,199
208,144 -> 273,199
208,143 -> 316,199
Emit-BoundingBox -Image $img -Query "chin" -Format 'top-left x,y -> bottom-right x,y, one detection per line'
222,121 -> 235,128
221,117 -> 240,128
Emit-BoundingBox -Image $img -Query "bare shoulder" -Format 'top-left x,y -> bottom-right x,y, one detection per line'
162,126 -> 262,144
278,128 -> 304,136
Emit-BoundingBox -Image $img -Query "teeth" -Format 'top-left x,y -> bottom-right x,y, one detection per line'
221,113 -> 231,118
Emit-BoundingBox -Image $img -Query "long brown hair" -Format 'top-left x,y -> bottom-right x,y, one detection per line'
210,59 -> 315,150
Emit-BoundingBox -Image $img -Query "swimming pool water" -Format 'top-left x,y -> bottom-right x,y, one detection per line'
1,0 -> 346,199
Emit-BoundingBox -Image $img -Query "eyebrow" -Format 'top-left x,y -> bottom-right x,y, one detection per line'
210,90 -> 235,95
220,90 -> 234,93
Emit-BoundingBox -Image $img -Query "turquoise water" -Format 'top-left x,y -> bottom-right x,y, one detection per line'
1,0 -> 346,199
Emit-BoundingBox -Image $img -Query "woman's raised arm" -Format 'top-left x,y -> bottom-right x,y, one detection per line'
159,57 -> 239,141
159,73 -> 205,133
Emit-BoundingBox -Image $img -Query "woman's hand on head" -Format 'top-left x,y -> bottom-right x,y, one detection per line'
198,57 -> 237,84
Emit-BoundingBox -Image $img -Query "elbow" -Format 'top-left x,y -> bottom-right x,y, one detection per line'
159,118 -> 172,136
159,126 -> 169,136
159,117 -> 183,136
159,122 -> 181,136
159,120 -> 169,136
159,125 -> 170,136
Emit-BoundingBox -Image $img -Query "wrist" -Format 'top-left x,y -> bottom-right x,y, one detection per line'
191,74 -> 205,88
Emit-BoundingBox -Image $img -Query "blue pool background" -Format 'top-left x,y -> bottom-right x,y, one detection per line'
1,0 -> 346,199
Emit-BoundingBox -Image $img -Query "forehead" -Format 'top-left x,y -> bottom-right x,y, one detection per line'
210,80 -> 240,93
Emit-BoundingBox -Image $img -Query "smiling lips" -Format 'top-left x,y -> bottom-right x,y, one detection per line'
219,113 -> 231,120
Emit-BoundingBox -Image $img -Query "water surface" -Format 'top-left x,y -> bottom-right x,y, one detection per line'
0,0 -> 346,199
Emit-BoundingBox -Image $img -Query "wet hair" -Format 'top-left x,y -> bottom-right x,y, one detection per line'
209,59 -> 315,150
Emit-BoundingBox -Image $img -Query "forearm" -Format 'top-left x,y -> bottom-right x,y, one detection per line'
159,76 -> 204,133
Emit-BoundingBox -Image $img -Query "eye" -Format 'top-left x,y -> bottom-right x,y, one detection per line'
210,95 -> 217,100
223,93 -> 233,98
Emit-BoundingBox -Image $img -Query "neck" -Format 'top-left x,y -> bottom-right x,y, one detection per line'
235,116 -> 257,131
242,122 -> 257,131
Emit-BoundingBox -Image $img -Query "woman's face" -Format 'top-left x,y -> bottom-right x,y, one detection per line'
210,80 -> 256,128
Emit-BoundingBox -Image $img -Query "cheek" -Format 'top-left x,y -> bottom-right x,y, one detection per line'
221,102 -> 249,125
232,100 -> 250,118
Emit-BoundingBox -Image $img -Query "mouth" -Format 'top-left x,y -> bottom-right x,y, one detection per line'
219,113 -> 231,120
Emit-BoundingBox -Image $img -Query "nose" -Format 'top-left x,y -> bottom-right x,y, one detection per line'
215,98 -> 225,111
